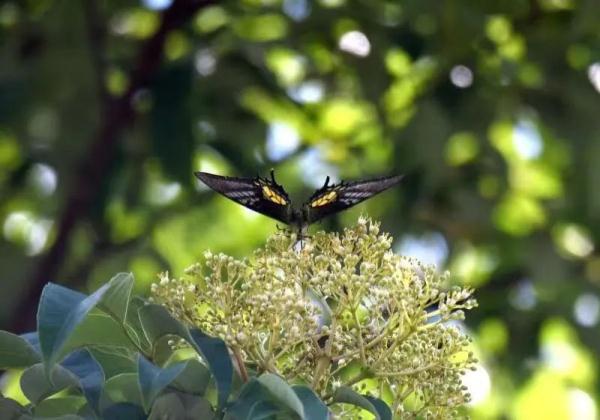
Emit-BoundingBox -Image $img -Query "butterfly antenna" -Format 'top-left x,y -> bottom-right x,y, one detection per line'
323,176 -> 330,188
270,169 -> 277,183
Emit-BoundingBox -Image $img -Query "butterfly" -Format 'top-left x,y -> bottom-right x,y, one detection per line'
194,170 -> 403,237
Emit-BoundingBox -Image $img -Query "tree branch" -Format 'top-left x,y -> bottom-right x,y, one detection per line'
10,0 -> 215,333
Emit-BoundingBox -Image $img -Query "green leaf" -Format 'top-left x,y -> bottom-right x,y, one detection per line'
69,312 -> 136,350
171,358 -> 211,395
138,306 -> 233,410
38,280 -> 134,372
125,297 -> 152,354
364,396 -> 392,420
20,363 -> 77,405
189,329 -> 233,410
101,373 -> 143,409
332,387 -> 391,420
102,402 -> 146,420
33,396 -> 86,417
149,392 -> 215,420
292,385 -> 329,420
256,373 -> 304,418
20,332 -> 41,353
61,349 -> 105,413
0,395 -> 30,418
148,392 -> 186,420
0,331 -> 40,369
98,272 -> 134,324
138,304 -> 190,346
247,400 -> 280,419
37,284 -> 87,370
224,379 -> 269,419
137,355 -> 187,412
89,346 -> 137,379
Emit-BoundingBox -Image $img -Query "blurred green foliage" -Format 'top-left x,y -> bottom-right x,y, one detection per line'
1,0 -> 599,418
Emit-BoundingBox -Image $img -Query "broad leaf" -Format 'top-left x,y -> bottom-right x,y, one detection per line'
102,402 -> 146,420
364,396 -> 392,420
20,332 -> 41,353
138,303 -> 190,345
69,311 -> 135,350
139,306 -> 233,409
0,395 -> 30,418
101,373 -> 143,410
224,380 -> 268,419
332,386 -> 391,420
89,346 -> 137,379
33,396 -> 86,417
37,274 -> 141,374
20,363 -> 77,405
37,283 -> 87,370
171,358 -> 211,395
247,400 -> 280,420
61,349 -> 105,413
149,392 -> 215,420
98,272 -> 134,324
137,355 -> 187,411
257,373 -> 304,418
292,385 -> 329,420
125,297 -> 152,354
0,331 -> 40,368
189,328 -> 233,410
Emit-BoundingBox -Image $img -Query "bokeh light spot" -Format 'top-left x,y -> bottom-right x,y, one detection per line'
587,62 -> 600,93
445,131 -> 479,166
283,0 -> 310,21
3,211 -> 52,256
266,122 -> 300,161
338,30 -> 371,57
141,0 -> 172,11
449,65 -> 473,88
395,232 -> 448,267
288,80 -> 324,103
553,223 -> 595,259
513,120 -> 543,160
194,6 -> 229,33
463,364 -> 491,406
29,163 -> 57,196
509,280 -> 537,311
266,48 -> 306,86
573,294 -> 600,327
195,49 -> 217,76
568,389 -> 597,420
385,49 -> 411,77
298,148 -> 338,188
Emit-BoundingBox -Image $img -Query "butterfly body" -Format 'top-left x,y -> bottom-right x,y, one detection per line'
194,170 -> 403,236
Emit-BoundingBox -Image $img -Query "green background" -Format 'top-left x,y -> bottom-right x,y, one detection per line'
0,0 -> 599,418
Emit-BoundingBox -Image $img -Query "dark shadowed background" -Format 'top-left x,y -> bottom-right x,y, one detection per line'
1,0 -> 599,417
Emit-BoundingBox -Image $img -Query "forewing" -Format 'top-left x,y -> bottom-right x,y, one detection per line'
194,171 -> 293,224
303,174 -> 404,224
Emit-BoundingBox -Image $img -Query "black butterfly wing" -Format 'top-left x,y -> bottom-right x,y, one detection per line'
303,174 -> 404,224
194,171 -> 293,225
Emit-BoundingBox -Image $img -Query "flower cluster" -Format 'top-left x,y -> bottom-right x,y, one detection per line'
152,217 -> 478,417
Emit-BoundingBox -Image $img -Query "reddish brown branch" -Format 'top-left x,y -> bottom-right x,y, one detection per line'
10,0 -> 215,333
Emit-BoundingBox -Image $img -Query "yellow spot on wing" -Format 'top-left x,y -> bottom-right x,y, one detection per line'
261,186 -> 288,205
310,190 -> 338,207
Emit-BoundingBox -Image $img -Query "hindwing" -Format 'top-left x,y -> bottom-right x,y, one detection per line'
303,174 -> 404,224
194,171 -> 293,224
